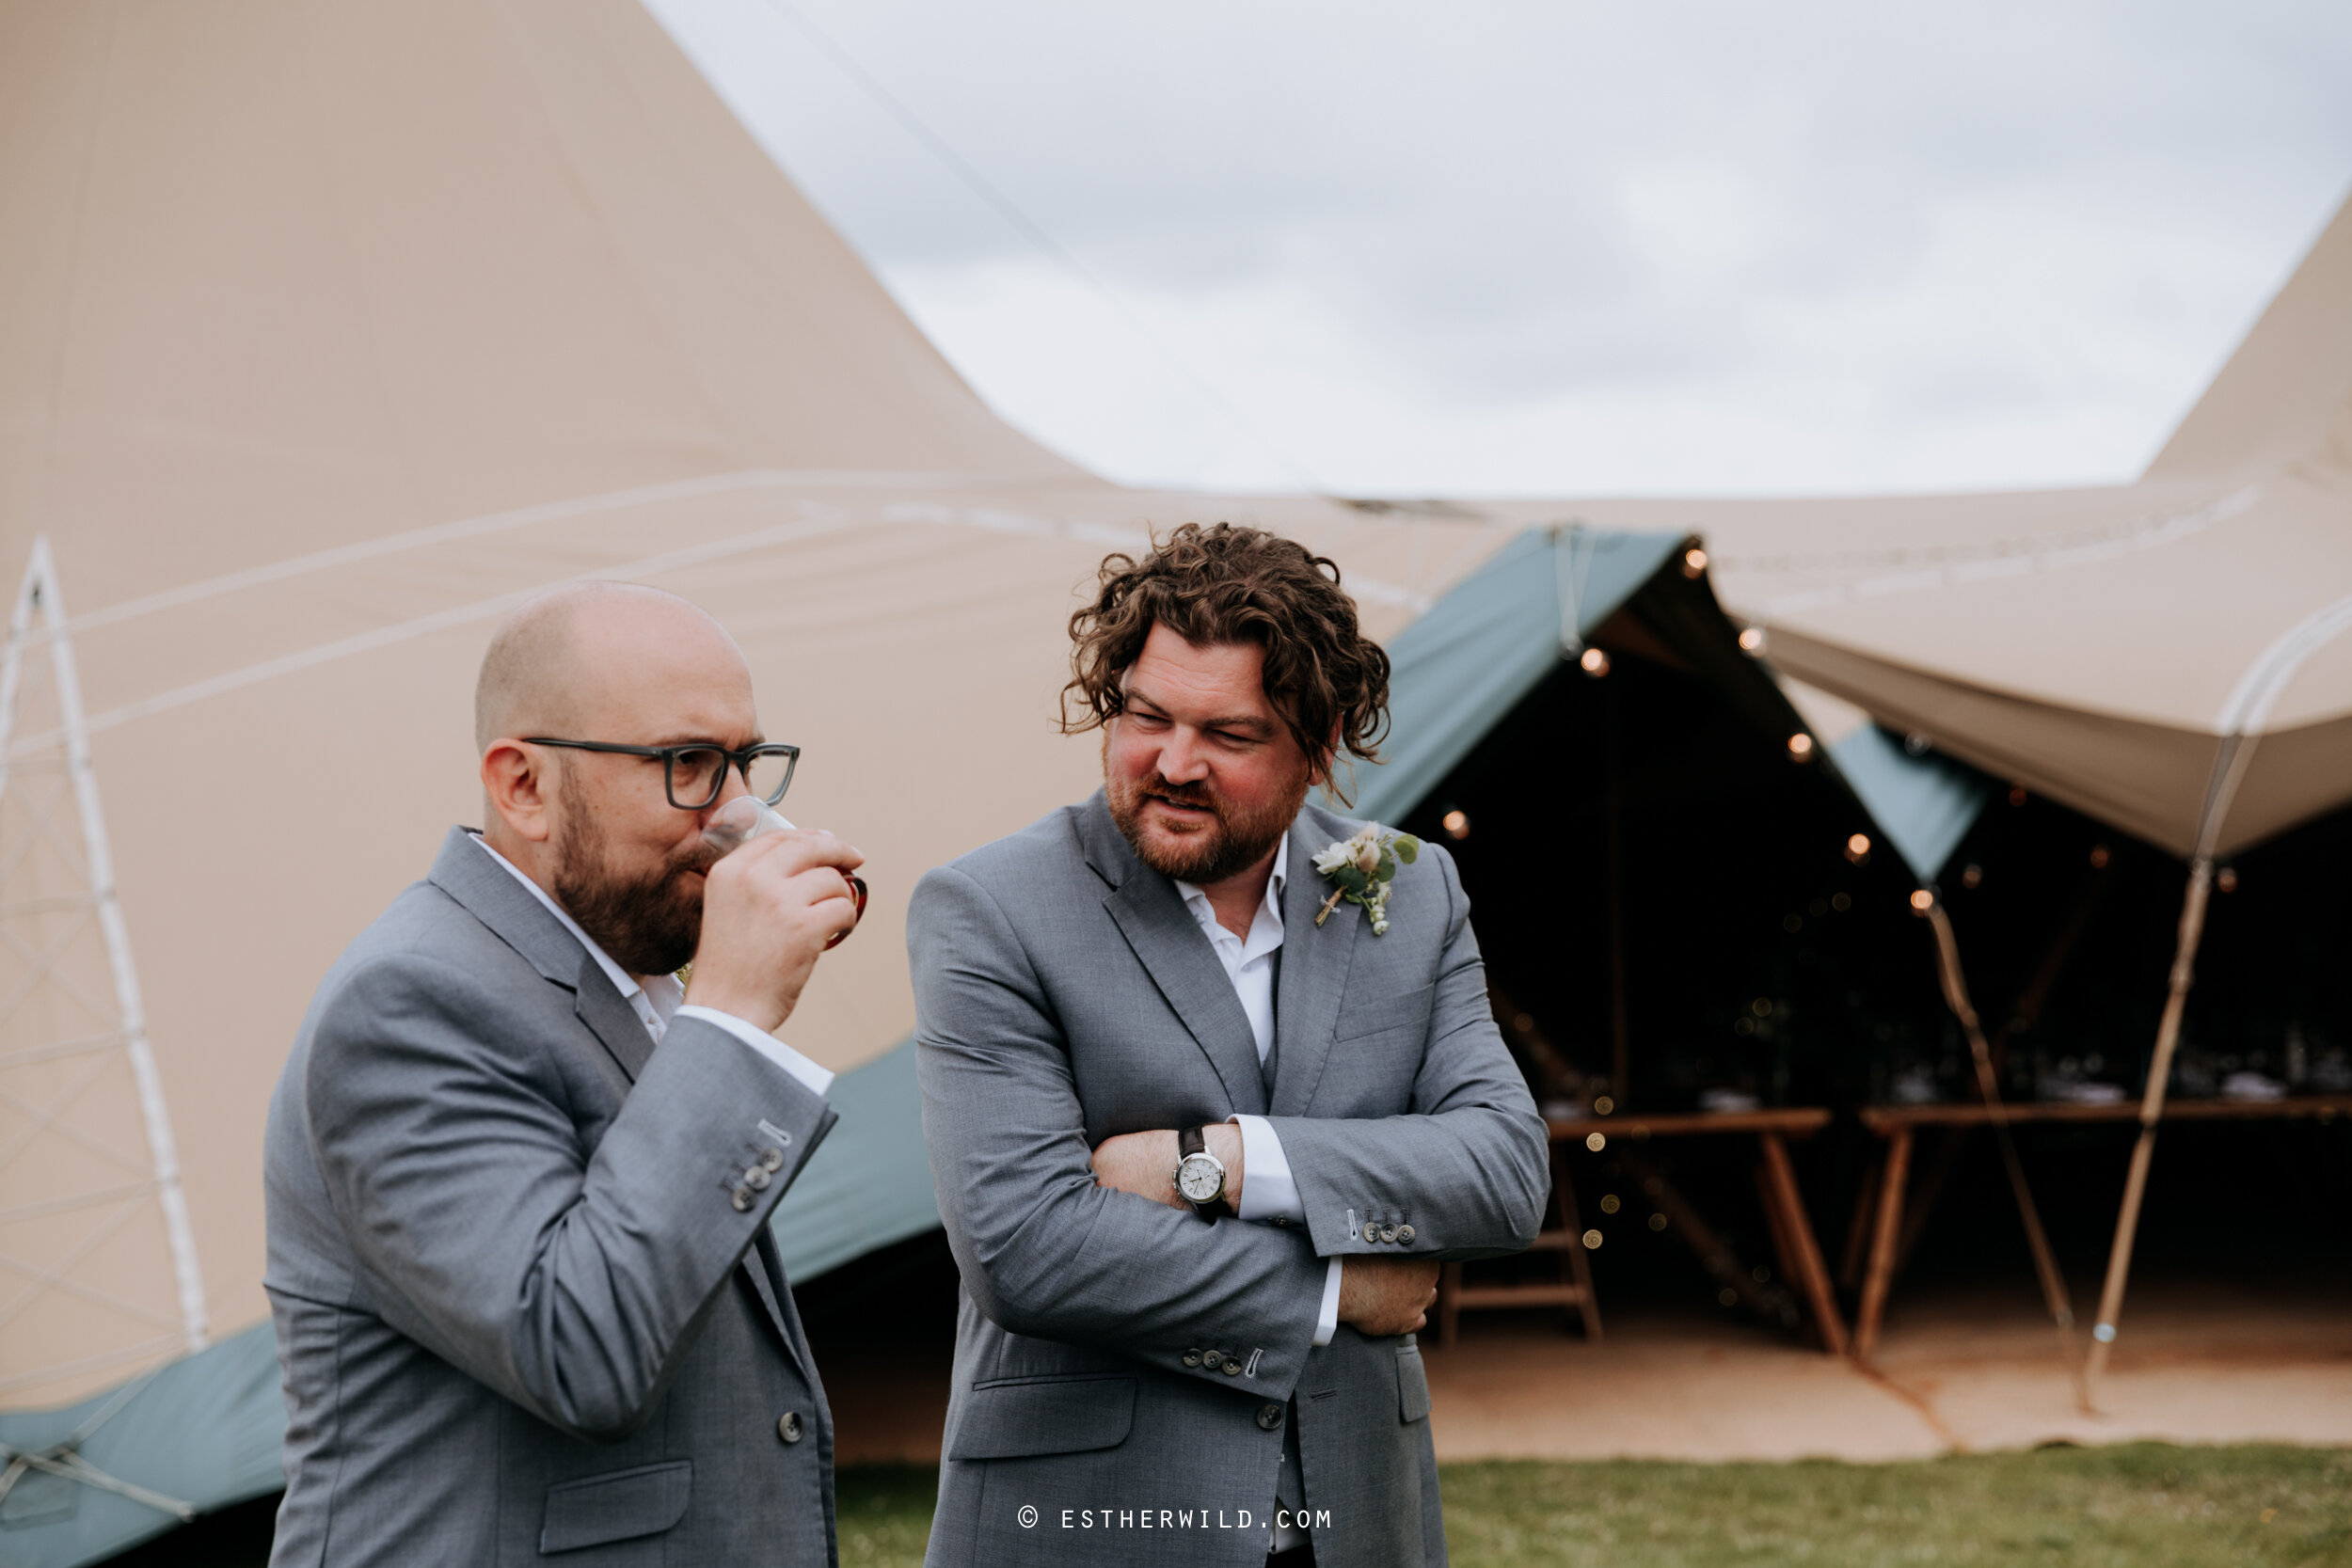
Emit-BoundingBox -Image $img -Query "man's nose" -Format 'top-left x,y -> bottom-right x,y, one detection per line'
1157,729 -> 1210,784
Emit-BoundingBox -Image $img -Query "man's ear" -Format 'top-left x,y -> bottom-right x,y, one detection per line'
481,739 -> 555,843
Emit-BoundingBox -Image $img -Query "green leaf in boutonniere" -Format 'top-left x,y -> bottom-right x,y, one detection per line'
1311,825 -> 1421,935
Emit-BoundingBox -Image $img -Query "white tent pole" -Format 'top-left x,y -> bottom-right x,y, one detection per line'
2084,855 -> 2211,1389
18,536 -> 209,1354
2086,588 -> 2352,1397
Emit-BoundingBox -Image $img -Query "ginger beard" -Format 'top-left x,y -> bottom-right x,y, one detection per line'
1104,731 -> 1313,887
550,769 -> 718,978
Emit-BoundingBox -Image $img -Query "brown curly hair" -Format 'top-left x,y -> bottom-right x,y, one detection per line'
1062,523 -> 1391,797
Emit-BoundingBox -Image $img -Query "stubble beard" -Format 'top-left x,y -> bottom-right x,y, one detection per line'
549,774 -> 716,978
1105,739 -> 1311,886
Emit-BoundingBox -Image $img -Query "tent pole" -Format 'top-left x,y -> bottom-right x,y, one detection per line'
1919,897 -> 2089,1410
1604,676 -> 1629,1103
2085,857 -> 2214,1392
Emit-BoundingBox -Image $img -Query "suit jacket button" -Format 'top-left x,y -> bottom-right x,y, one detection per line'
1182,1350 -> 1202,1368
744,1165 -> 771,1191
1396,1224 -> 1416,1243
1256,1402 -> 1284,1431
1200,1350 -> 1224,1372
760,1148 -> 786,1172
730,1187 -> 755,1212
1221,1359 -> 1242,1376
1379,1225 -> 1400,1243
777,1412 -> 803,1444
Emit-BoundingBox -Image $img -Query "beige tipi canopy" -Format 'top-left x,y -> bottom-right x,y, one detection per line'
0,0 -> 1525,1436
3,0 -> 2347,1553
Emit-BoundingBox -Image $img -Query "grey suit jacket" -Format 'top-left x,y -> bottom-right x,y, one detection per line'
263,828 -> 841,1567
909,794 -> 1549,1568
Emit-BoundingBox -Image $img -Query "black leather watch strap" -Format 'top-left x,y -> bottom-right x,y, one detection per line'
1175,1125 -> 1232,1220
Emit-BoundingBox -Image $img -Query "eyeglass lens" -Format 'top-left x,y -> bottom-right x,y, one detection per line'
669,748 -> 794,808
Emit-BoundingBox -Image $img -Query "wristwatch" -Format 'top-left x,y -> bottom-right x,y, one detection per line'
1171,1125 -> 1232,1221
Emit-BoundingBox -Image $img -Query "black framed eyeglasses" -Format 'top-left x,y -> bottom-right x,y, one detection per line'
521,738 -> 801,810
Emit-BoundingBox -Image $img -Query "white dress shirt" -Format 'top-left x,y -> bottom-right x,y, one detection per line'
469,834 -> 834,1097
1172,831 -> 1344,1347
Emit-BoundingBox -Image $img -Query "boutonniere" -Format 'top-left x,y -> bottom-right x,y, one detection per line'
1311,825 -> 1420,935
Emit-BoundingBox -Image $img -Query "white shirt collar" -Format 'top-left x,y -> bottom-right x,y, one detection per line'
469,833 -> 682,1032
1173,828 -> 1289,962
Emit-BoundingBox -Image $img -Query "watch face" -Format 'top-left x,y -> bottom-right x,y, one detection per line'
1176,1152 -> 1224,1204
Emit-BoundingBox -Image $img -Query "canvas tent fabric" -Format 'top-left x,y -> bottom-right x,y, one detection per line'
0,0 -> 1521,1459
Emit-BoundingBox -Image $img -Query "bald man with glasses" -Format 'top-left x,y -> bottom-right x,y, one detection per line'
263,582 -> 865,1567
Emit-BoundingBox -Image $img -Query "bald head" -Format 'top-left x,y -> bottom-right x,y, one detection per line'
475,583 -> 750,754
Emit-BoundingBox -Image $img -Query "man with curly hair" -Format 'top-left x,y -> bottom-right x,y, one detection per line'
910,523 -> 1549,1567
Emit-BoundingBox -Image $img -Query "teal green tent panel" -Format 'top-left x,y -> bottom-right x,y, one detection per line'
766,1036 -> 938,1281
0,1322 -> 282,1567
1342,527 -> 1687,824
1827,723 -> 1994,884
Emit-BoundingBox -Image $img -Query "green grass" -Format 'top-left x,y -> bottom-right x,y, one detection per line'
837,1445 -> 2352,1567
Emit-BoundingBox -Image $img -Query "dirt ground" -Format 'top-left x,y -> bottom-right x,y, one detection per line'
821,1273 -> 2352,1466
1421,1275 -> 2352,1462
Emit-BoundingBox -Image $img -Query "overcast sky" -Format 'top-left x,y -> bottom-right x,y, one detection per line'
646,0 -> 2352,498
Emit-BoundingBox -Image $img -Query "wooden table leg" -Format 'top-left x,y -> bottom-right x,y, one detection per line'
1839,1152 -> 1883,1291
1853,1126 -> 1913,1363
1552,1154 -> 1602,1341
1756,1132 -> 1848,1356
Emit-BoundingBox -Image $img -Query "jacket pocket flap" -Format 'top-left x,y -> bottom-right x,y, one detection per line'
949,1374 -> 1136,1461
540,1461 -> 692,1554
1396,1345 -> 1431,1423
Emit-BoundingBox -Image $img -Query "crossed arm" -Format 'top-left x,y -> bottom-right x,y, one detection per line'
912,853 -> 1549,1386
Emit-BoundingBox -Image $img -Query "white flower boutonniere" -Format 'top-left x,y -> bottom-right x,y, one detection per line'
1311,824 -> 1420,935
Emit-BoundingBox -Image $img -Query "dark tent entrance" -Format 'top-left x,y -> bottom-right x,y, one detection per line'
1359,528 -> 2352,1356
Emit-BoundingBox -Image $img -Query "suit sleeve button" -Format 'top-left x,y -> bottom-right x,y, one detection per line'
760,1148 -> 786,1172
777,1412 -> 803,1444
1396,1224 -> 1415,1243
1256,1402 -> 1285,1431
1221,1359 -> 1242,1376
743,1165 -> 771,1191
1182,1350 -> 1202,1368
1200,1350 -> 1224,1371
730,1187 -> 755,1212
1379,1225 -> 1400,1243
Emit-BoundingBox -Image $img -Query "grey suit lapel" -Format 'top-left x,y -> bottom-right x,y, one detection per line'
1271,810 -> 1363,1117
1080,796 -> 1267,1117
571,955 -> 654,1083
426,827 -> 594,993
426,828 -> 657,1085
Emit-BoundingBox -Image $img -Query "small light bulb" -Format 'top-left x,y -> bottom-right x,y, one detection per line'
1682,546 -> 1708,578
2089,845 -> 2111,869
1910,889 -> 1935,911
2217,866 -> 2239,893
1847,832 -> 1871,857
1787,733 -> 1814,759
1579,646 -> 1611,677
1585,1132 -> 1607,1152
1441,808 -> 1470,840
1738,626 -> 1765,654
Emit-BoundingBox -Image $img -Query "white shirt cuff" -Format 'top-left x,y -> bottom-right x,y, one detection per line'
675,1005 -> 835,1098
1312,1259 -> 1343,1347
1228,1115 -> 1304,1224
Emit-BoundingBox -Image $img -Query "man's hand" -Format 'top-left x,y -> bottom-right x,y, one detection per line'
1339,1256 -> 1438,1337
683,830 -> 866,1034
1090,1125 -> 1245,1212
